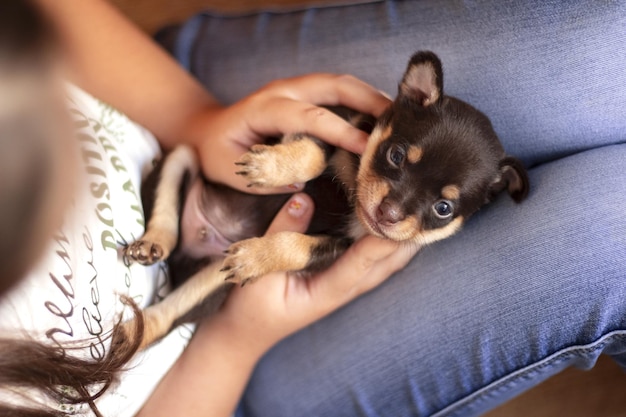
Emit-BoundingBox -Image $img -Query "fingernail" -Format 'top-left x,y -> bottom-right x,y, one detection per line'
283,183 -> 304,192
287,195 -> 308,217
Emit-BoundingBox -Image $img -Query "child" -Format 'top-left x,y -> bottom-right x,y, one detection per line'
0,1 -> 408,416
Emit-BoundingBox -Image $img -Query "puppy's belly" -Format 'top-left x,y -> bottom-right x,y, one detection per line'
179,179 -> 234,259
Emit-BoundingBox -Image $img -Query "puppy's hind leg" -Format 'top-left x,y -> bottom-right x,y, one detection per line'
125,145 -> 198,265
122,261 -> 232,350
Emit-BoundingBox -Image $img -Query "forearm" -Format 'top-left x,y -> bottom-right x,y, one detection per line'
136,317 -> 267,417
33,0 -> 220,148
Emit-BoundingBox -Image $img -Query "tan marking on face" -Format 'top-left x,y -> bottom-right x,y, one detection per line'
375,123 -> 393,141
357,123 -> 392,189
355,123 -> 395,237
354,168 -> 391,238
355,123 -> 399,236
355,215 -> 464,246
379,216 -> 421,242
415,216 -> 464,246
407,145 -> 423,164
359,123 -> 392,176
356,169 -> 390,206
441,185 -> 461,201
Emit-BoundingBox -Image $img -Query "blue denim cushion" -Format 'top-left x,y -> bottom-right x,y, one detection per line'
155,1 -> 626,415
166,0 -> 626,168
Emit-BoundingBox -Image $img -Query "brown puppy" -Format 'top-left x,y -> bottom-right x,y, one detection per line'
123,51 -> 529,349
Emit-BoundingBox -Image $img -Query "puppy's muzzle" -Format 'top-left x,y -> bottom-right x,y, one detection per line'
376,199 -> 405,226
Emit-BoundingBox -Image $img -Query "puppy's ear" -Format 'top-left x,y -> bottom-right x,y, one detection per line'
490,157 -> 530,203
399,51 -> 444,107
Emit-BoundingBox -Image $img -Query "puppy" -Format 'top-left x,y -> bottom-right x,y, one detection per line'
123,51 -> 529,349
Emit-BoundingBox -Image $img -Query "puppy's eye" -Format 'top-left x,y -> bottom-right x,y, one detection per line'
386,145 -> 406,167
433,200 -> 454,219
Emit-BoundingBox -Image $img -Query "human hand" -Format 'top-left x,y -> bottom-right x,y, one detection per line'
185,74 -> 391,193
208,192 -> 420,357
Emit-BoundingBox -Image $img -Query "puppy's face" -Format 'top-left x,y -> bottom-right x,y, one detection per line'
356,51 -> 529,245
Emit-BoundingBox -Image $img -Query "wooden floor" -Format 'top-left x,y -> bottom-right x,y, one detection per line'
108,0 -> 626,415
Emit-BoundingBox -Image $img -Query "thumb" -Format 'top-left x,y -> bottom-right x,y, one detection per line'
311,236 -> 420,312
265,193 -> 314,235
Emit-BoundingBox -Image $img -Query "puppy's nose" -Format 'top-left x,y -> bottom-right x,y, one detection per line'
376,200 -> 405,226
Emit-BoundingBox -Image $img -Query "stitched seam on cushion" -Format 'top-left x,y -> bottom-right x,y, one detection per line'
431,329 -> 626,417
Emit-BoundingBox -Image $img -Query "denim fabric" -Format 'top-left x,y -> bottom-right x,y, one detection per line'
157,1 -> 626,415
233,144 -> 626,417
163,0 -> 626,169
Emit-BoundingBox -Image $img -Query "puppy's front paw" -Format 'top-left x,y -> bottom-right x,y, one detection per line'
221,232 -> 317,286
235,136 -> 328,188
235,144 -> 292,188
124,240 -> 166,265
220,238 -> 272,286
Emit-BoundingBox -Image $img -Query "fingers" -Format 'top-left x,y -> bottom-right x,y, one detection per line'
266,74 -> 391,118
264,193 -> 314,235
247,98 -> 369,154
198,73 -> 391,191
246,74 -> 392,155
310,236 -> 420,314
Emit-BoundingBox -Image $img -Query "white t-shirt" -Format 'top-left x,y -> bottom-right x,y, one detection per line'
0,85 -> 193,416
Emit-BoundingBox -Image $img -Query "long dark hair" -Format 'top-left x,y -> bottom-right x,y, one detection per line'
0,2 -> 144,416
0,300 -> 144,417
